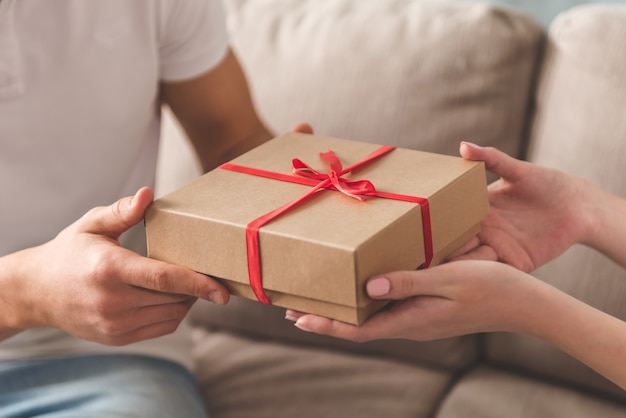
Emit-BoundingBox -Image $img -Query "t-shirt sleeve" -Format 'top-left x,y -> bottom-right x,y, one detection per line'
158,0 -> 229,82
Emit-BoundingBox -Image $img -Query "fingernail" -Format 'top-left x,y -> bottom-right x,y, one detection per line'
294,319 -> 312,332
366,277 -> 390,297
208,291 -> 225,305
461,141 -> 482,150
285,310 -> 304,322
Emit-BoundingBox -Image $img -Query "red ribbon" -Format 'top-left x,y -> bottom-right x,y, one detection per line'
220,146 -> 433,304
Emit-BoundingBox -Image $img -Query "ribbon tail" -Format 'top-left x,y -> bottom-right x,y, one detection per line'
330,176 -> 366,201
245,180 -> 331,304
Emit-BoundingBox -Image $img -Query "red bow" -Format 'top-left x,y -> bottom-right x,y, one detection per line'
292,151 -> 377,201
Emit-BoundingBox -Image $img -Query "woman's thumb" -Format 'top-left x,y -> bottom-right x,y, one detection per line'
459,142 -> 524,182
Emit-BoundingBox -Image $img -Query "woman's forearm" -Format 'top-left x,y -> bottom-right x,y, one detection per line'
520,280 -> 626,390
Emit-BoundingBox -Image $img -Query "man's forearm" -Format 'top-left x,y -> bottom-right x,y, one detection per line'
194,121 -> 273,173
0,249 -> 37,342
160,49 -> 274,173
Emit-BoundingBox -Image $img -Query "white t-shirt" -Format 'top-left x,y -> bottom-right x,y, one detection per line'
0,0 -> 229,370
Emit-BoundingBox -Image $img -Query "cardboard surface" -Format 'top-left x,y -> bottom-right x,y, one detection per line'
145,133 -> 488,324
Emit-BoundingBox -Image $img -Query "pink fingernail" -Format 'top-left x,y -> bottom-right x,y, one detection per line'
461,141 -> 482,150
367,277 -> 390,297
294,319 -> 312,332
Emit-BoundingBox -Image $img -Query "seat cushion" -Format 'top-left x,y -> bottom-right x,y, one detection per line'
436,366 -> 626,418
192,328 -> 453,418
191,297 -> 479,370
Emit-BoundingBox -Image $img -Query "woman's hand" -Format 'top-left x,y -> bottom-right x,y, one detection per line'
285,142 -> 626,388
286,260 -> 543,342
450,142 -> 593,272
1,187 -> 229,345
287,260 -> 626,390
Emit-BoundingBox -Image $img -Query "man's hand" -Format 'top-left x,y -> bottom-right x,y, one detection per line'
291,123 -> 313,135
3,187 -> 229,346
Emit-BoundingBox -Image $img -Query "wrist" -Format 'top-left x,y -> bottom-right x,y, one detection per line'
577,174 -> 623,249
0,247 -> 44,333
504,276 -> 562,337
578,177 -> 626,252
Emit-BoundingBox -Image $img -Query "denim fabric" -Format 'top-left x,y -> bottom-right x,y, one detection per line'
0,354 -> 206,418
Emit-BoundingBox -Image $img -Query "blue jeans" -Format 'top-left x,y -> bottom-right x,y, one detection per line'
0,354 -> 207,417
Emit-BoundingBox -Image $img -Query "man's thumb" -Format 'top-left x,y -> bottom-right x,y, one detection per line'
81,187 -> 154,239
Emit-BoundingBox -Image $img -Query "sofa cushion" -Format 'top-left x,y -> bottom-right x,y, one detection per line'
192,328 -> 453,418
191,296 -> 478,370
487,3 -> 626,402
436,366 -> 626,418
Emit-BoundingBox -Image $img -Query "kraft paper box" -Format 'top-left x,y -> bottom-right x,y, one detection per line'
145,133 -> 488,325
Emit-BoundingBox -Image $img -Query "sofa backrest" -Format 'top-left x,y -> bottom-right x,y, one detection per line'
486,4 -> 626,402
159,0 -> 545,372
221,0 -> 542,160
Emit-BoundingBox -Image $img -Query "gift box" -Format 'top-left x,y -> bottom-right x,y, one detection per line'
145,133 -> 488,325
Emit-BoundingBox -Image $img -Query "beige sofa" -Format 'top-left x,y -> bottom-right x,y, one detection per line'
156,1 -> 626,416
